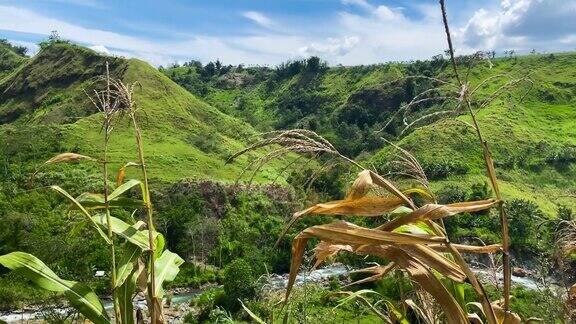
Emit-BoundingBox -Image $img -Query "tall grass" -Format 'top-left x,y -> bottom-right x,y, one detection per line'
0,65 -> 184,324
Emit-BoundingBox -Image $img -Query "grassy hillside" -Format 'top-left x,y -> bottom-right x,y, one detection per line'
0,40 -> 28,81
163,57 -> 443,157
164,53 -> 576,215
372,52 -> 576,214
0,43 -> 283,184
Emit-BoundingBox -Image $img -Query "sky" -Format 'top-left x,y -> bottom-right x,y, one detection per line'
0,0 -> 575,66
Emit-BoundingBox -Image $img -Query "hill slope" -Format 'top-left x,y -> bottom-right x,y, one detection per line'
0,43 -> 282,185
371,52 -> 576,214
163,53 -> 576,214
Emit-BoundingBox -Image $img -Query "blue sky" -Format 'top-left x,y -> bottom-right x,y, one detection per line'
0,0 -> 575,66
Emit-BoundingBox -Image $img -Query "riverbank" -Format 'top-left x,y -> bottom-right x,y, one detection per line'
0,264 -> 563,323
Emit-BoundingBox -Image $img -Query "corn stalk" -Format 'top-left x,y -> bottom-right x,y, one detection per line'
439,0 -> 512,316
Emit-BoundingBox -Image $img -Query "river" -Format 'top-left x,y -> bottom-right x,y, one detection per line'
0,264 -> 554,323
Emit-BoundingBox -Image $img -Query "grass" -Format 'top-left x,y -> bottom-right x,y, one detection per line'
0,43 -> 286,184
371,52 -> 576,215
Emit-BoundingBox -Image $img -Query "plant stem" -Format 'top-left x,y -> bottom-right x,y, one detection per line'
439,0 -> 512,316
130,113 -> 158,323
103,63 -> 120,322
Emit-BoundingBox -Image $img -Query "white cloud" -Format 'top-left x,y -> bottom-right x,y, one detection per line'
0,5 -> 286,65
241,11 -> 275,29
459,0 -> 576,52
1,1 -> 573,67
88,45 -> 110,54
299,36 -> 360,58
7,39 -> 39,56
330,4 -> 447,65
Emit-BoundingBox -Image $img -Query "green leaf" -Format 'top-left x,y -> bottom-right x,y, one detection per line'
393,222 -> 434,235
115,243 -> 142,288
240,300 -> 266,324
153,250 -> 184,298
50,186 -> 111,245
389,206 -> 413,217
92,215 -> 153,251
0,252 -> 110,324
109,179 -> 143,201
75,193 -> 145,210
154,232 -> 165,259
115,258 -> 143,324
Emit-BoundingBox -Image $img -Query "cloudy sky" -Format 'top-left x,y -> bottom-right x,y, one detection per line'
0,0 -> 575,66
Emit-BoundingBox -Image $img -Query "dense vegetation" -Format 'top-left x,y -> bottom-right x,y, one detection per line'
0,33 -> 575,323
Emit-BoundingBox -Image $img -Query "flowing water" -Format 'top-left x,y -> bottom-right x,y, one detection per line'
0,264 -> 552,323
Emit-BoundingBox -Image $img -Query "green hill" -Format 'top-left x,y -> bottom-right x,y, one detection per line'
0,43 -> 282,184
163,53 -> 576,215
0,39 -> 28,81
371,52 -> 576,214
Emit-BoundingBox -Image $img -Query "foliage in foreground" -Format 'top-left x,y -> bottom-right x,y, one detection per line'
0,68 -> 184,323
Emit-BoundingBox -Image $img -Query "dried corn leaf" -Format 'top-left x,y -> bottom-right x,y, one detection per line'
368,170 -> 415,208
116,162 -> 139,186
379,199 -> 498,231
347,169 -> 373,199
492,304 -> 521,324
45,153 -> 96,164
297,196 -> 405,217
116,167 -> 126,186
430,243 -> 502,254
312,241 -> 353,269
298,221 -> 446,246
468,313 -> 483,324
344,263 -> 396,288
403,188 -> 435,202
277,196 -> 404,244
285,236 -> 309,300
401,244 -> 466,282
375,247 -> 468,324
285,221 -> 445,300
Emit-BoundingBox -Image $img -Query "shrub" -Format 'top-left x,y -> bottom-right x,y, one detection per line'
437,185 -> 467,204
506,199 -> 550,255
546,146 -> 576,172
468,182 -> 492,201
222,258 -> 256,310
421,159 -> 469,180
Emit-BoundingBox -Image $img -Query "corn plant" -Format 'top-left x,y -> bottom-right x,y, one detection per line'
0,65 -> 183,324
229,128 -> 523,323
229,3 -> 538,322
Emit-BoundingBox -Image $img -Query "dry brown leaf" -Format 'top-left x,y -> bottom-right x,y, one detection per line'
347,169 -> 373,199
285,236 -> 309,301
277,196 -> 404,245
430,243 -> 502,254
363,246 -> 468,324
284,221 -> 446,301
368,170 -> 415,209
344,263 -> 396,288
492,303 -> 521,324
45,152 -> 96,164
297,196 -> 405,217
298,221 -> 446,246
379,199 -> 498,231
468,313 -> 484,324
312,241 -> 353,269
116,167 -> 126,186
401,244 -> 466,282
